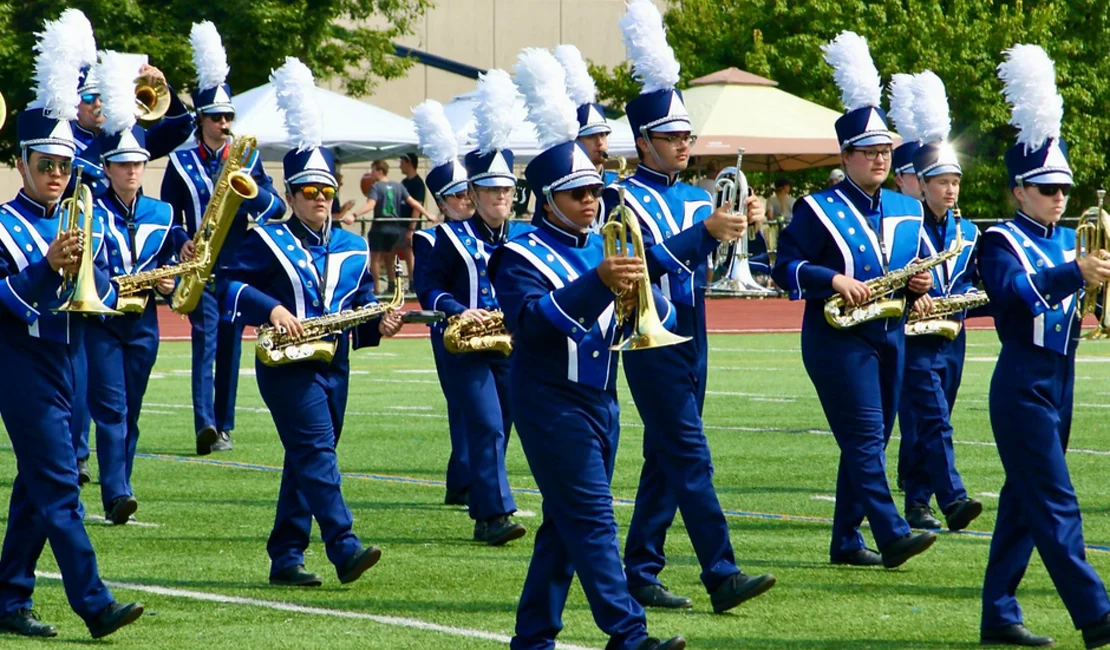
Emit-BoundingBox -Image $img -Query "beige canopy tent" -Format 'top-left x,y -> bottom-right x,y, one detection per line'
616,68 -> 879,172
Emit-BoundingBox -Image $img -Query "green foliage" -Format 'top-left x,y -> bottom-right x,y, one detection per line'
0,0 -> 430,163
591,0 -> 1110,219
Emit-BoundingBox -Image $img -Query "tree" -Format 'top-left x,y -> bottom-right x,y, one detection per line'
591,0 -> 1110,219
0,0 -> 430,162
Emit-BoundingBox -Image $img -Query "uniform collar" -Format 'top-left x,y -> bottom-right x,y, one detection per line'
473,216 -> 507,245
840,176 -> 882,212
538,216 -> 590,248
106,189 -> 138,218
197,139 -> 229,162
288,216 -> 329,248
1015,211 -> 1054,238
72,122 -> 97,144
14,190 -> 53,218
924,202 -> 948,225
634,164 -> 678,188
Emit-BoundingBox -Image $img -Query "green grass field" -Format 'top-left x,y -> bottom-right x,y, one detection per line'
4,331 -> 1110,648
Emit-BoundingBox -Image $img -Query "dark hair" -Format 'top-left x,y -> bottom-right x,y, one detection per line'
774,177 -> 791,190
400,153 -> 418,168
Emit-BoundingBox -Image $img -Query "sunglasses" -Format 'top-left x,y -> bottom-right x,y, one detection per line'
296,185 -> 336,201
566,185 -> 604,201
36,158 -> 72,175
442,191 -> 468,200
80,93 -> 100,105
208,113 -> 235,123
1032,184 -> 1071,197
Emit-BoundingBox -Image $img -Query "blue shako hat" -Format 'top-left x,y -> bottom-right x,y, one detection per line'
189,22 -> 235,115
20,9 -> 92,158
525,141 -> 602,222
96,51 -> 151,163
823,32 -> 893,149
620,0 -> 691,137
892,142 -> 921,175
914,141 -> 962,179
555,44 -> 612,137
998,45 -> 1072,188
427,160 -> 468,198
464,68 -> 520,188
413,99 -> 468,199
272,57 -> 337,188
887,73 -> 921,175
99,125 -> 149,163
910,71 -> 960,179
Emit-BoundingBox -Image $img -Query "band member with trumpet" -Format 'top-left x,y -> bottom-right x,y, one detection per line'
411,99 -> 474,506
895,71 -> 983,533
977,45 -> 1110,649
421,69 -> 528,546
771,31 -> 938,568
493,48 -> 684,650
219,58 -> 398,587
162,21 -> 285,455
0,14 -> 143,637
613,0 -> 775,614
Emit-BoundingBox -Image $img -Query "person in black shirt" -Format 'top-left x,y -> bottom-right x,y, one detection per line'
399,153 -> 428,281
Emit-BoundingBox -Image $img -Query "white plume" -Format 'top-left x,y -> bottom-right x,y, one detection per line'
190,21 -> 229,91
270,57 -> 322,152
554,44 -> 597,106
998,44 -> 1063,151
412,100 -> 459,167
822,31 -> 882,111
30,9 -> 93,120
472,68 -> 521,155
620,0 -> 680,94
514,48 -> 579,149
887,73 -> 920,142
913,70 -> 951,144
96,51 -> 139,137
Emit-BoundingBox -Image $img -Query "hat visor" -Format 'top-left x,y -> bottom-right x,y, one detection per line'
647,119 -> 693,134
435,179 -> 469,197
471,175 -> 516,188
104,150 -> 151,164
894,164 -> 916,175
550,172 -> 604,194
1023,170 -> 1074,186
199,104 -> 235,115
845,133 -> 894,149
28,143 -> 76,158
921,164 -> 962,178
288,171 -> 338,188
578,124 -> 612,137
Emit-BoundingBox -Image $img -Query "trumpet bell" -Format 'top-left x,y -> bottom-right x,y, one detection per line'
611,325 -> 691,351
135,78 -> 171,126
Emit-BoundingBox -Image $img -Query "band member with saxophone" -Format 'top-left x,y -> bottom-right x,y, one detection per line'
977,45 -> 1110,649
421,69 -> 528,546
219,59 -> 399,588
0,15 -> 143,637
614,0 -> 776,613
771,32 -> 937,568
162,22 -> 285,455
493,48 -> 684,650
85,52 -> 181,525
896,71 -> 983,533
411,99 -> 473,506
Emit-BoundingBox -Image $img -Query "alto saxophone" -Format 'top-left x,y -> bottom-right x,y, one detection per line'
443,310 -> 513,356
825,208 -> 968,329
171,132 -> 260,314
905,291 -> 991,340
113,259 -> 203,313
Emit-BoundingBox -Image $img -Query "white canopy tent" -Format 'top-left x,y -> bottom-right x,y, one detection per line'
230,83 -> 419,164
442,89 -> 637,163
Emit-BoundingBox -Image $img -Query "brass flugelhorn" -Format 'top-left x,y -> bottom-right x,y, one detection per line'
55,169 -> 121,315
1077,189 -> 1110,339
135,74 -> 170,126
708,148 -> 776,297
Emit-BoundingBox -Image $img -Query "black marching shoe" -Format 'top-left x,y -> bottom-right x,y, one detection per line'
474,516 -> 526,546
981,624 -> 1055,647
338,546 -> 382,584
880,531 -> 937,568
270,564 -> 323,587
710,572 -> 776,614
87,602 -> 144,639
106,495 -> 138,526
444,489 -> 469,507
636,636 -> 687,650
0,608 -> 57,637
212,430 -> 233,452
196,425 -> 218,456
77,458 -> 91,486
831,548 -> 883,566
1083,612 -> 1110,649
944,498 -> 984,532
906,504 -> 942,530
630,584 -> 692,610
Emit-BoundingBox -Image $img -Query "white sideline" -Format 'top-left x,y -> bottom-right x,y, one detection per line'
36,572 -> 602,650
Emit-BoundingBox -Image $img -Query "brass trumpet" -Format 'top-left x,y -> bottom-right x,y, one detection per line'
600,186 -> 691,351
1076,189 -> 1110,339
135,74 -> 170,126
55,169 -> 121,315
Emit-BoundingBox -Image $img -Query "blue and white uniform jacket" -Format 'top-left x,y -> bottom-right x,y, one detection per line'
0,190 -> 115,343
162,138 -> 286,268
979,212 -> 1083,357
96,191 -> 179,311
413,223 -> 446,335
917,205 -> 983,323
491,217 -> 677,396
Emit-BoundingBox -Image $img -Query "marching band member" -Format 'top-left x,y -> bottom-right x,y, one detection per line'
614,0 -> 776,613
162,21 -> 285,455
86,52 -> 182,525
770,31 -> 937,568
0,14 -> 142,637
219,58 -> 398,587
494,47 -> 684,650
978,45 -> 1110,649
897,71 -> 983,532
411,99 -> 473,506
421,69 -> 527,546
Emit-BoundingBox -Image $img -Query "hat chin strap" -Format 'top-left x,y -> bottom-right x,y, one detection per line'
21,150 -> 60,210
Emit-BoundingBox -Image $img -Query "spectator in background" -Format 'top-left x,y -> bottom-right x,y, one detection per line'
828,168 -> 845,187
398,153 -> 428,282
349,159 -> 431,292
697,159 -> 721,194
767,177 -> 796,223
332,171 -> 356,223
512,177 -> 532,220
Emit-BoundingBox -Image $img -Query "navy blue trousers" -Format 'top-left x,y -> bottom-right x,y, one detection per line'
802,317 -> 910,556
438,350 -> 515,522
87,305 -> 159,511
0,335 -> 115,620
71,327 -> 91,460
982,345 -> 1110,630
898,331 -> 968,511
430,329 -> 469,495
511,383 -> 648,650
188,289 -> 241,434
